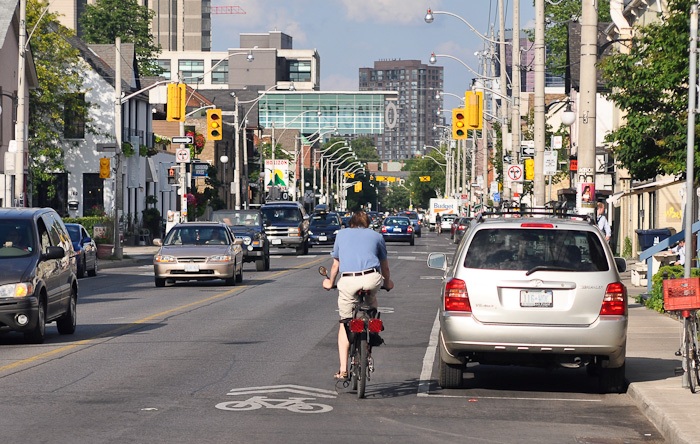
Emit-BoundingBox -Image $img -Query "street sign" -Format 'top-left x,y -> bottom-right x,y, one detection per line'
544,151 -> 558,175
520,140 -> 535,158
192,162 -> 210,177
551,135 -> 563,149
172,136 -> 193,144
176,148 -> 191,163
507,164 -> 524,182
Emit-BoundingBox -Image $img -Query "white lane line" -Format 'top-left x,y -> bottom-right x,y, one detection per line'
417,311 -> 440,397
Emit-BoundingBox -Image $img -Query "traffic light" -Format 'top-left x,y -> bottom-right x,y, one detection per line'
99,157 -> 110,179
167,167 -> 177,184
354,182 -> 362,192
206,109 -> 223,141
465,91 -> 483,130
452,108 -> 467,140
166,83 -> 186,122
524,158 -> 535,180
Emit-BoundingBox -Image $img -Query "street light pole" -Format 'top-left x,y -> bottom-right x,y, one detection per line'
14,0 -> 27,207
533,0 -> 546,207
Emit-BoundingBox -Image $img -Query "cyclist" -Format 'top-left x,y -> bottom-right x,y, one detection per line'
322,210 -> 394,380
435,213 -> 442,235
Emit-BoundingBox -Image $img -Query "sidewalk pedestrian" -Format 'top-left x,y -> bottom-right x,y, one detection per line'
596,202 -> 611,242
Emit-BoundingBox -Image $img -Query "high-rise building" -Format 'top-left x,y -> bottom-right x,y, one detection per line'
359,59 -> 443,161
50,0 -> 212,52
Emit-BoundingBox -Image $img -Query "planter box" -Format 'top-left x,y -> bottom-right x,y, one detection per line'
96,244 -> 113,259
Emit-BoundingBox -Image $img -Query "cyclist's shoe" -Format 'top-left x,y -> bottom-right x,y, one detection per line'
334,371 -> 349,380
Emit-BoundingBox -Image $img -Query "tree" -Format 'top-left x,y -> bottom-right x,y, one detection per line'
350,136 -> 381,163
79,0 -> 162,76
598,0 -> 699,181
27,0 -> 93,201
543,0 -> 611,79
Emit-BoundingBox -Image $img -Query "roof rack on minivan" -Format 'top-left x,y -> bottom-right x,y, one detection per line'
476,208 -> 594,224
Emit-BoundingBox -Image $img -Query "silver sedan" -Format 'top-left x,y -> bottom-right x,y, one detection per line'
153,222 -> 243,287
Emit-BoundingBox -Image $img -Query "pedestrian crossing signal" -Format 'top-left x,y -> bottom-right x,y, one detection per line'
167,167 -> 177,184
419,176 -> 431,182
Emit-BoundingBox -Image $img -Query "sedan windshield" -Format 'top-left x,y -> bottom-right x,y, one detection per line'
164,227 -> 229,246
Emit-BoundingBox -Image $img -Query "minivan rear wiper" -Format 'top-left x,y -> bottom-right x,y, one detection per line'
525,265 -> 577,276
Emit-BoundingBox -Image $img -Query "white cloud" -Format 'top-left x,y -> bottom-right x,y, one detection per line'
339,0 -> 433,24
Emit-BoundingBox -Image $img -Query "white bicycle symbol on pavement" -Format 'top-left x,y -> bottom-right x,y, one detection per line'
215,396 -> 333,413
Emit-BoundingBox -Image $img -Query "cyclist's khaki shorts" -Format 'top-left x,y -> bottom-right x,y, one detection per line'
337,272 -> 383,319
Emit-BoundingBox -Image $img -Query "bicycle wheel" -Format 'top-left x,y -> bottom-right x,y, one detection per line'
683,316 -> 698,393
349,341 -> 358,391
686,315 -> 700,392
357,338 -> 368,399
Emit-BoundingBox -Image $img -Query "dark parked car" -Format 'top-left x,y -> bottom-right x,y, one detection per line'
308,211 -> 342,247
261,201 -> 309,255
0,208 -> 78,343
65,223 -> 97,278
211,209 -> 270,271
452,217 -> 472,244
380,215 -> 414,245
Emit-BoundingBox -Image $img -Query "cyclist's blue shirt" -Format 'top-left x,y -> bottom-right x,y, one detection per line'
331,227 -> 387,273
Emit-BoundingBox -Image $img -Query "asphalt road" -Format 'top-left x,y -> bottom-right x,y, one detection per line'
0,232 -> 666,443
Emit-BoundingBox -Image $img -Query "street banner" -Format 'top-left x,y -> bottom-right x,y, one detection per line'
264,159 -> 289,190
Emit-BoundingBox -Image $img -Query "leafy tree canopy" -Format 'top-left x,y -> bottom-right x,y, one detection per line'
598,0 -> 698,180
27,0 -> 92,196
79,0 -> 161,76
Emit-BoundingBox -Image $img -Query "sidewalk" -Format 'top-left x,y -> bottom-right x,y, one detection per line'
97,249 -> 696,442
623,262 -> 700,444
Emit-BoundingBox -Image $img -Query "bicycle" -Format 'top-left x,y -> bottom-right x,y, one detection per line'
319,266 -> 387,399
664,276 -> 700,392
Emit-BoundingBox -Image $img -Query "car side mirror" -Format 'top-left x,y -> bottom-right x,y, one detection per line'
233,238 -> 244,246
42,246 -> 65,261
153,238 -> 162,246
82,237 -> 92,245
427,252 -> 447,270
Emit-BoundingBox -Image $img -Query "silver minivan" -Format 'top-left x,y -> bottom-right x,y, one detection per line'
428,211 -> 628,393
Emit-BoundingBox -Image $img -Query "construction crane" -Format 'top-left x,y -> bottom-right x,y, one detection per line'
210,6 -> 246,14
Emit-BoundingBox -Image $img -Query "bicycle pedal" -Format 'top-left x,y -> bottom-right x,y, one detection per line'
368,357 -> 374,372
674,367 -> 685,376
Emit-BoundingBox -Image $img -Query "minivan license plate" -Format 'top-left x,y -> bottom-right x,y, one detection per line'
520,290 -> 553,307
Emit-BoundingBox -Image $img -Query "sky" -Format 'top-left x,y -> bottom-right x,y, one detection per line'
211,0 -> 536,104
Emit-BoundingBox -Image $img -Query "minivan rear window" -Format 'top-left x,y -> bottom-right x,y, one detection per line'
464,228 -> 609,271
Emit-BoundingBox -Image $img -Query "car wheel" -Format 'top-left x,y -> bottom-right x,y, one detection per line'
438,358 -> 464,389
24,297 -> 46,344
88,258 -> 97,277
56,289 -> 77,335
77,255 -> 85,279
598,363 -> 626,394
225,275 -> 237,286
264,253 -> 271,271
256,257 -> 265,271
155,278 -> 166,287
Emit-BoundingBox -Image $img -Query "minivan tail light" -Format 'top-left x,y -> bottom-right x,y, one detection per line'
600,282 -> 627,316
444,278 -> 471,312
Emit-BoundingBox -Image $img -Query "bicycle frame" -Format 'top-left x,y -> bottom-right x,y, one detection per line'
678,309 -> 700,392
343,290 -> 383,399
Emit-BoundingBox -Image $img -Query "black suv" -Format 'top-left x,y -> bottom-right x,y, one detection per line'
261,201 -> 309,255
211,209 -> 270,271
0,208 -> 78,343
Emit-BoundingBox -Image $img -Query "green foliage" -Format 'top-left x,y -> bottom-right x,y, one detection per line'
141,207 -> 162,238
598,0 -> 700,181
402,149 -> 447,208
63,215 -> 113,242
383,185 -> 410,211
79,0 -> 162,76
641,265 -> 700,313
27,0 -> 93,197
350,137 -> 380,163
543,0 -> 612,79
622,236 -> 633,259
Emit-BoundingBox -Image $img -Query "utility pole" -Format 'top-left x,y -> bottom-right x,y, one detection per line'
510,0 -> 521,206
15,0 -> 27,207
533,0 -> 546,206
233,95 -> 241,209
113,38 -> 123,259
577,0 -> 598,216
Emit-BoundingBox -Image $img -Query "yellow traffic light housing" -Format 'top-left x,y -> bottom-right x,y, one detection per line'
452,108 -> 467,140
166,83 -> 187,122
524,158 -> 535,180
206,109 -> 223,141
99,157 -> 110,179
354,182 -> 362,192
465,91 -> 483,130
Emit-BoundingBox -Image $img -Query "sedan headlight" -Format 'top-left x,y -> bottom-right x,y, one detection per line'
155,255 -> 177,263
208,255 -> 232,263
0,283 -> 34,298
